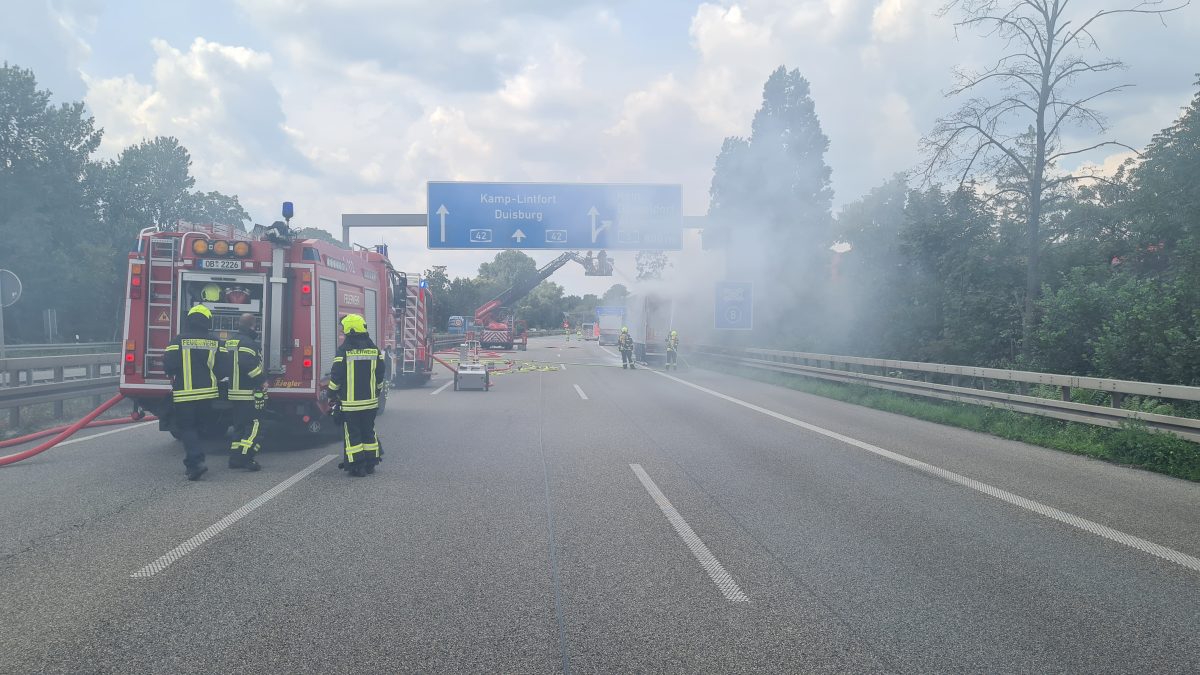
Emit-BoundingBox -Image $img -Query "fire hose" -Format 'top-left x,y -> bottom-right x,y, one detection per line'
0,394 -> 154,467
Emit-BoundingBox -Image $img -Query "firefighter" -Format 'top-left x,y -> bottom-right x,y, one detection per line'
163,305 -> 221,480
665,330 -> 679,370
219,313 -> 266,471
326,314 -> 387,477
618,326 -> 635,369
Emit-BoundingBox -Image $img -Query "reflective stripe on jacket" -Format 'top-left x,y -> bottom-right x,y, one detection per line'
220,332 -> 264,401
164,334 -> 220,403
328,336 -> 386,412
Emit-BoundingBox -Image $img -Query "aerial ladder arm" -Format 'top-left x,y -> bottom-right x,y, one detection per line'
474,252 -> 584,325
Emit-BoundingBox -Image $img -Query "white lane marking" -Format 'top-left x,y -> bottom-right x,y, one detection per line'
431,381 -> 452,396
631,464 -> 749,602
559,363 -> 567,370
56,421 -> 157,449
573,384 -> 589,400
131,455 -> 336,578
599,345 -> 623,363
651,371 -> 1200,574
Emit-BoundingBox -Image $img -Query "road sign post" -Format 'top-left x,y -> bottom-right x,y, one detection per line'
427,182 -> 682,250
714,281 -> 753,331
0,269 -> 23,359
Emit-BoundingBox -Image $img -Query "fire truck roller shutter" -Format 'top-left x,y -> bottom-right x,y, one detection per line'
364,288 -> 378,340
319,279 -> 338,378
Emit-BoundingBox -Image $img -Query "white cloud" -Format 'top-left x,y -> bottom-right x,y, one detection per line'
51,0 -> 1200,295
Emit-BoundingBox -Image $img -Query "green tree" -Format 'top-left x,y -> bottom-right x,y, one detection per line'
0,63 -> 103,342
922,0 -> 1187,356
422,265 -> 451,331
601,283 -> 628,305
705,66 -> 834,342
294,227 -> 349,249
99,136 -> 196,231
185,190 -> 250,227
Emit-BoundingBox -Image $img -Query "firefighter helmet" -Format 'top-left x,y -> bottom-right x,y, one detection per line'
671,330 -> 677,337
201,283 -> 222,302
342,314 -> 367,335
621,326 -> 629,333
188,304 -> 212,319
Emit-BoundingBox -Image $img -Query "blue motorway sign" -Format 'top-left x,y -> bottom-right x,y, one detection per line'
714,282 -> 753,330
595,306 -> 625,316
428,182 -> 682,250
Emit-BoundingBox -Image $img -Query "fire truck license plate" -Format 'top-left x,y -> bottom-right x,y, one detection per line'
198,259 -> 243,270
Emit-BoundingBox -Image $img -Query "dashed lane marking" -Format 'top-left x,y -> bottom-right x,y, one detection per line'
431,381 -> 452,396
573,384 -> 589,400
651,371 -> 1200,574
131,455 -> 336,578
631,464 -> 749,602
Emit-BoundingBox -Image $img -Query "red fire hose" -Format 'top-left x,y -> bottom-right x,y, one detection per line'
0,394 -> 149,467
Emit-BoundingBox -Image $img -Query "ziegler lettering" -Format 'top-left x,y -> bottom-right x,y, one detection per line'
271,380 -> 306,388
342,291 -> 363,307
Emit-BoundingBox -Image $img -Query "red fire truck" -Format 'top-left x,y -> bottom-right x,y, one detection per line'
119,217 -> 432,435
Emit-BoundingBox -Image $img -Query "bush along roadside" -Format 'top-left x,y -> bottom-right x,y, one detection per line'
695,359 -> 1200,482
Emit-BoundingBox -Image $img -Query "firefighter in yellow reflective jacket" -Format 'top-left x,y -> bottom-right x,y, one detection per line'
326,314 -> 387,477
219,313 -> 266,471
665,330 -> 679,370
163,305 -> 221,480
618,326 -> 635,369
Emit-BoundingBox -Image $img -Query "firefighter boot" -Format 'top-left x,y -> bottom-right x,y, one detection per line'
186,463 -> 209,481
228,450 -> 245,469
244,454 -> 262,472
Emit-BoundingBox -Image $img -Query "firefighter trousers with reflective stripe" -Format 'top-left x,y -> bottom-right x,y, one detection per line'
342,409 -> 380,465
621,349 -> 634,366
172,400 -> 219,471
228,401 -> 261,456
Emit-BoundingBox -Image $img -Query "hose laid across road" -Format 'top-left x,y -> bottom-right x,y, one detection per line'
0,394 -> 148,467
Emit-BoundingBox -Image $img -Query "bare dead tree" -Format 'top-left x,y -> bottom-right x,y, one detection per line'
920,0 -> 1188,357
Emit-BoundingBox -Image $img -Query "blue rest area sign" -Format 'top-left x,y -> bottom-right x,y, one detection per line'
714,282 -> 753,331
427,181 -> 682,250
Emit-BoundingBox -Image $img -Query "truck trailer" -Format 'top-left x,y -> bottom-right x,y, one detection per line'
624,294 -> 672,365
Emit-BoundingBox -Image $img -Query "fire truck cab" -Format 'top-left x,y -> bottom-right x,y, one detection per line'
120,216 -> 432,436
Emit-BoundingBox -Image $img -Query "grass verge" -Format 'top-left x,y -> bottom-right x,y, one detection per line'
695,358 -> 1200,482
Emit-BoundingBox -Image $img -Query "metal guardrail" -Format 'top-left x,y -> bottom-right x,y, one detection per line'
692,345 -> 1200,442
1,353 -> 121,427
1,342 -> 121,357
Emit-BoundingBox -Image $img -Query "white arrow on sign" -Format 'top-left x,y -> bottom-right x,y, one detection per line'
436,204 -> 449,243
512,229 -> 527,243
589,206 -> 611,243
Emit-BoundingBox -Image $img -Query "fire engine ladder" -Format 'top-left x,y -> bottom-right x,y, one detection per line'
401,281 -> 419,373
143,237 -> 178,377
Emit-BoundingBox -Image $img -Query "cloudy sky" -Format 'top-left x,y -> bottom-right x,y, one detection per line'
5,0 -> 1197,295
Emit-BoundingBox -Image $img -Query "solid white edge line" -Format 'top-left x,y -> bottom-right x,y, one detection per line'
573,384 -> 588,400
631,464 -> 749,602
431,381 -> 453,396
131,454 -> 336,578
53,421 -> 158,449
650,370 -> 1200,574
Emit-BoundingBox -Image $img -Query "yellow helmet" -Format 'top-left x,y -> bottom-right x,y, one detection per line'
621,326 -> 628,333
201,283 -> 222,302
342,313 -> 367,335
671,330 -> 677,336
188,304 -> 212,319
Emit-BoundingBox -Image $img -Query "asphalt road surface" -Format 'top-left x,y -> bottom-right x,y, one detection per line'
2,336 -> 1198,673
